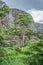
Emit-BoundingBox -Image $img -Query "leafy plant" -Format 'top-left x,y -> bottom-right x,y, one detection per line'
0,0 -> 10,26
14,14 -> 34,45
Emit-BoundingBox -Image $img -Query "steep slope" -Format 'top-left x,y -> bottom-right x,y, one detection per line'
2,8 -> 28,28
2,8 -> 43,33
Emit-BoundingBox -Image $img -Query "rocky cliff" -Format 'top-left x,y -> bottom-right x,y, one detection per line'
2,8 -> 28,28
2,8 -> 43,33
32,22 -> 43,33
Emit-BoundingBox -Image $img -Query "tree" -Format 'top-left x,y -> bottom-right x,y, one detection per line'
21,40 -> 43,65
14,14 -> 34,45
0,0 -> 10,26
26,29 -> 35,39
0,27 -> 6,45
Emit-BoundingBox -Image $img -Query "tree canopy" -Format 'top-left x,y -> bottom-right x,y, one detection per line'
0,0 -> 10,18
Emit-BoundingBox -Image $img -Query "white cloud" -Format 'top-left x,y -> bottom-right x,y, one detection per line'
27,9 -> 43,23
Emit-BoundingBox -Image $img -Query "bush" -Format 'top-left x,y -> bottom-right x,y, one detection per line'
0,40 -> 43,65
21,40 -> 43,65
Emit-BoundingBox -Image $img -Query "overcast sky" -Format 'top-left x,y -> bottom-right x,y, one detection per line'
2,0 -> 43,11
2,0 -> 43,23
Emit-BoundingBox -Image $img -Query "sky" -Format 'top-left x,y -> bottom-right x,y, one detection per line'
2,0 -> 43,11
2,0 -> 43,23
27,9 -> 43,23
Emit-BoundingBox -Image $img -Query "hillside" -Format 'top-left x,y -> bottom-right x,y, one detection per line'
0,1 -> 43,65
1,8 -> 43,33
2,8 -> 28,28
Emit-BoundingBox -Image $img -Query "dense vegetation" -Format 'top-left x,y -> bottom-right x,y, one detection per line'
0,40 -> 43,65
0,0 -> 43,65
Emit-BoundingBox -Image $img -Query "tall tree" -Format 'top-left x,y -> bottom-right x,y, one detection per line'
14,14 -> 34,45
0,0 -> 10,26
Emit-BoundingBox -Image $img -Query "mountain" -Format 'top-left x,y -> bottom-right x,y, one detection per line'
2,8 -> 43,33
31,22 -> 43,33
2,8 -> 28,28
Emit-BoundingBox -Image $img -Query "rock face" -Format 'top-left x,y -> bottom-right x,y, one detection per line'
2,8 -> 43,33
2,8 -> 27,28
34,23 -> 43,33
31,22 -> 43,33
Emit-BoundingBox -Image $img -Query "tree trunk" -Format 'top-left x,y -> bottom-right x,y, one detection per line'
28,35 -> 31,40
23,32 -> 25,46
0,17 -> 2,26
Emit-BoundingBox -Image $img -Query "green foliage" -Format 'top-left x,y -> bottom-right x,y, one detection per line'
0,26 -> 18,47
0,27 -> 6,43
0,0 -> 10,18
14,14 -> 34,28
6,28 -> 23,37
33,32 -> 43,40
0,40 -> 43,65
14,14 -> 34,37
37,33 -> 43,40
14,14 -> 34,45
20,40 -> 43,65
26,29 -> 35,39
0,2 -> 43,65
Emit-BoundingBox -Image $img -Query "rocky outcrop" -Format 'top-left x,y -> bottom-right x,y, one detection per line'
2,8 -> 28,28
2,8 -> 43,33
31,22 -> 43,33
